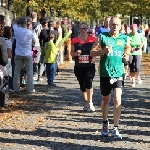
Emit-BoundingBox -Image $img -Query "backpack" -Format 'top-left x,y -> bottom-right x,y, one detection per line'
32,22 -> 42,35
32,22 -> 42,45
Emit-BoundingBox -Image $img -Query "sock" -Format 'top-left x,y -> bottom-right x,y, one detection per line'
114,126 -> 118,130
103,120 -> 108,124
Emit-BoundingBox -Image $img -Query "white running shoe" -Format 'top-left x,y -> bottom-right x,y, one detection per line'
137,78 -> 142,84
83,102 -> 95,112
132,82 -> 135,87
112,128 -> 122,140
88,103 -> 95,111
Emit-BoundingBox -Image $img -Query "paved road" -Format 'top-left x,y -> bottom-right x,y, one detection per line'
0,61 -> 150,150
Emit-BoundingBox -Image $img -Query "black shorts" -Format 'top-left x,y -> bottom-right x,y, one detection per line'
100,77 -> 124,96
74,65 -> 95,92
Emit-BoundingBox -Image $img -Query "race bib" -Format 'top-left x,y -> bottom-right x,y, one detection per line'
78,55 -> 90,63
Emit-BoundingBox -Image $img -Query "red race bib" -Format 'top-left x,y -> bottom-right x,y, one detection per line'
78,55 -> 90,63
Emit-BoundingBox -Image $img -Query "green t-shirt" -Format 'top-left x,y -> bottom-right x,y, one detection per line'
100,32 -> 127,78
128,32 -> 144,55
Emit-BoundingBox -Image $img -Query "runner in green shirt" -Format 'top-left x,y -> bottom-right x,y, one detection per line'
90,17 -> 131,139
127,24 -> 145,87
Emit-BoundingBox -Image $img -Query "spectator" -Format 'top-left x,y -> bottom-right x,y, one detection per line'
44,33 -> 59,86
31,12 -> 42,81
2,26 -> 13,91
12,17 -> 36,94
0,15 -> 8,70
95,16 -> 111,36
145,24 -> 150,37
55,21 -> 62,74
71,21 -> 78,39
0,15 -> 8,106
39,19 -> 50,80
3,26 -> 12,59
49,21 -> 58,43
61,17 -> 73,62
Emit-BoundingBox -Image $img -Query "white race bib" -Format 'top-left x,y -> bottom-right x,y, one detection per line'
78,55 -> 90,63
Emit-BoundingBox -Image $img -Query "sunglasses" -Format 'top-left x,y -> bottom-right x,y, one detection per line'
80,28 -> 88,30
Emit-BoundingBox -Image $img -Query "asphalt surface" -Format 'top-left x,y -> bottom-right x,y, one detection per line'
0,61 -> 149,150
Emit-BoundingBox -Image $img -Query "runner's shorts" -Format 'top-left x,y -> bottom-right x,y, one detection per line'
100,77 -> 124,96
123,60 -> 129,66
74,65 -> 95,92
129,55 -> 142,72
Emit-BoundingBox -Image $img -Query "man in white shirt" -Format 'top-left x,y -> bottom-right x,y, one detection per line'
13,17 -> 36,93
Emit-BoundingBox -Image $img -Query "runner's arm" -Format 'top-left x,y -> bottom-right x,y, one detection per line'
138,36 -> 145,49
90,37 -> 107,56
124,37 -> 131,55
123,37 -> 131,61
70,44 -> 79,56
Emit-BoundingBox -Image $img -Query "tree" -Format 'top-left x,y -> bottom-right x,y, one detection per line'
9,0 -> 150,22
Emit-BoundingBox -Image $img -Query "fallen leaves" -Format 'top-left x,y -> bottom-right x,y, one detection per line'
142,54 -> 150,75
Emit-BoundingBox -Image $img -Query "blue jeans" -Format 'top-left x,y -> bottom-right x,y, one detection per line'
46,63 -> 56,85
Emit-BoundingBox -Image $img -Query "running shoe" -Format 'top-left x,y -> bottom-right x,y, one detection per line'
101,122 -> 109,136
112,128 -> 122,139
89,103 -> 95,111
83,102 -> 95,112
131,82 -> 135,87
83,102 -> 88,111
137,77 -> 142,84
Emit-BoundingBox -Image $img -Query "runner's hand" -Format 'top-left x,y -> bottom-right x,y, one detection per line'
123,53 -> 129,61
131,48 -> 139,52
76,50 -> 82,56
91,57 -> 96,64
134,47 -> 139,51
103,46 -> 112,54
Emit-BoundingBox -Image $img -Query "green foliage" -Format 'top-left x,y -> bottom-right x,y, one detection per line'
11,0 -> 150,21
